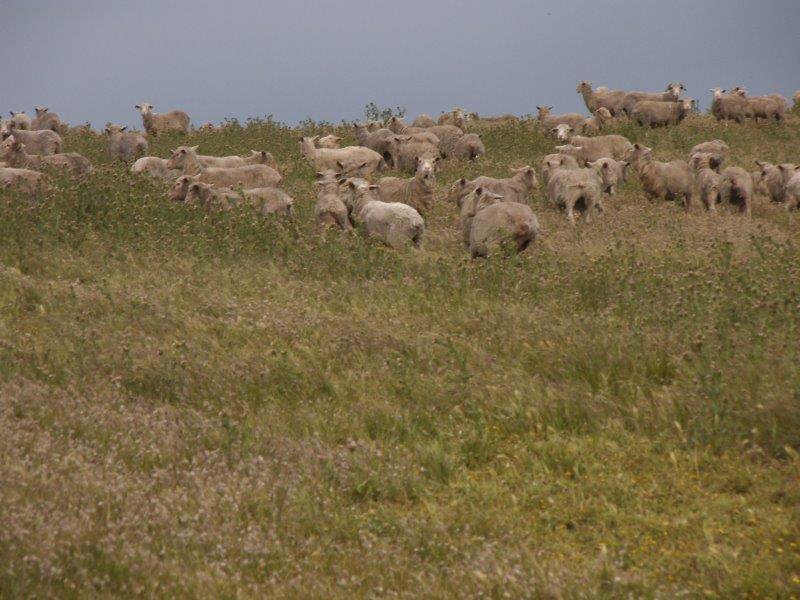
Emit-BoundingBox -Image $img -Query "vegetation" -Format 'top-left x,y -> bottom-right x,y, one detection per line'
1,110 -> 799,597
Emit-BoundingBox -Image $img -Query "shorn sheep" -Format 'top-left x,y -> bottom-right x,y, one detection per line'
344,180 -> 425,250
135,103 -> 190,136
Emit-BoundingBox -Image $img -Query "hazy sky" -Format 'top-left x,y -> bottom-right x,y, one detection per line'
2,1 -> 798,128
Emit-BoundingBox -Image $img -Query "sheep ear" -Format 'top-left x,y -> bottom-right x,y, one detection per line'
475,187 -> 483,196
190,145 -> 199,151
120,126 -> 127,131
368,185 -> 378,190
336,160 -> 345,170
135,105 -> 140,109
358,162 -> 367,170
348,181 -> 357,189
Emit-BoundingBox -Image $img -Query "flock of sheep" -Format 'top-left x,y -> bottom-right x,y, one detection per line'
1,84 -> 799,258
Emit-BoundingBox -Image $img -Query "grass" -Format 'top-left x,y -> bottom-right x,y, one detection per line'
1,111 -> 799,597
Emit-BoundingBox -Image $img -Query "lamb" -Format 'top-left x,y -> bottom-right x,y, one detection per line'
546,168 -> 605,224
588,158 -> 629,194
783,171 -> 800,211
105,124 -> 148,162
582,107 -> 613,135
167,145 -> 282,188
0,166 -> 48,198
353,123 -> 398,167
463,188 -> 539,258
622,83 -> 685,116
135,103 -> 190,136
557,134 -> 633,165
710,88 -> 752,123
451,133 -> 485,161
299,136 -> 383,176
695,168 -> 721,212
317,135 -> 342,149
631,99 -> 694,128
31,107 -> 64,133
314,172 -> 351,231
540,153 -> 580,186
131,156 -> 180,181
718,167 -> 753,216
411,114 -> 436,128
690,140 -> 729,160
754,161 -> 797,203
389,137 -> 441,173
689,152 -> 724,173
1,123 -> 62,155
626,143 -> 693,207
450,166 -> 538,209
537,106 -> 585,134
438,108 -> 466,129
576,81 -> 627,116
376,156 -> 436,215
196,150 -> 277,169
0,136 -> 92,177
344,180 -> 425,250
9,111 -> 32,130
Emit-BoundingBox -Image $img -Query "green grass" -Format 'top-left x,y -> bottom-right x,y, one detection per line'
1,112 -> 799,598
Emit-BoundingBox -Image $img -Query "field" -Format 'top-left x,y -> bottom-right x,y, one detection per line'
1,110 -> 799,598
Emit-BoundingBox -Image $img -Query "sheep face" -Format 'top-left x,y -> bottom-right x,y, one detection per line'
665,83 -> 685,98
552,124 -> 573,141
414,157 -> 436,185
576,81 -> 592,94
169,175 -> 196,202
135,103 -> 155,116
536,106 -> 553,119
104,124 -> 127,135
166,145 -> 198,170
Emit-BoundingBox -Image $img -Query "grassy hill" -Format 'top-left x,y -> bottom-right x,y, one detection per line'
1,110 -> 799,597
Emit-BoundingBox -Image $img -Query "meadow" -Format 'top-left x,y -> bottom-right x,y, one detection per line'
1,109 -> 799,597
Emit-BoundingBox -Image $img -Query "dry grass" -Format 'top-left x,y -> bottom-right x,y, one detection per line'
1,111 -> 799,597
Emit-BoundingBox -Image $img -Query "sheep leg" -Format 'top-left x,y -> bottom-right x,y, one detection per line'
566,201 -> 577,225
386,225 -> 407,251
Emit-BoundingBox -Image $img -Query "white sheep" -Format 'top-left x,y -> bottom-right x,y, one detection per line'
451,133 -> 485,161
105,124 -> 148,162
588,158 -> 629,194
783,171 -> 800,211
344,180 -> 425,250
130,156 -> 180,181
557,134 -> 633,165
546,168 -> 605,224
631,99 -> 694,128
695,168 -> 721,212
622,83 -> 685,116
582,107 -> 613,135
0,166 -> 49,198
299,136 -> 383,176
718,167 -> 754,216
625,143 -> 694,207
1,122 -> 62,156
376,156 -> 437,215
537,106 -> 585,134
166,145 -> 282,188
31,107 -> 65,133
135,103 -> 190,136
317,135 -> 342,149
9,111 -> 32,130
411,114 -> 436,128
450,166 -> 538,209
313,172 -> 352,231
576,81 -> 627,116
710,88 -> 752,123
463,188 -> 539,258
0,135 -> 92,177
540,153 -> 580,187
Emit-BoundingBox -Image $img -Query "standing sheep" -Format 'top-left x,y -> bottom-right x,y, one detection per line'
389,137 -> 441,173
105,125 -> 148,162
537,106 -> 585,134
622,83 -> 685,116
1,123 -> 62,155
451,133 -> 485,161
376,157 -> 436,215
718,167 -> 754,216
732,89 -> 787,123
576,81 -> 627,116
426,124 -> 464,158
451,166 -> 538,208
558,134 -> 633,165
753,161 -> 797,204
31,107 -> 65,133
631,99 -> 694,128
546,168 -> 605,224
196,150 -> 277,169
695,167 -> 721,212
783,171 -> 800,211
540,153 -> 580,187
353,123 -> 398,168
314,172 -> 352,232
690,140 -> 729,160
299,136 -> 383,176
689,152 -> 724,173
167,145 -> 282,188
344,180 -> 425,250
626,143 -> 694,207
438,108 -> 466,129
135,103 -> 191,136
582,107 -> 613,135
464,188 -> 539,258
710,88 -> 752,123
9,111 -> 32,130
0,136 -> 92,177
588,158 -> 629,195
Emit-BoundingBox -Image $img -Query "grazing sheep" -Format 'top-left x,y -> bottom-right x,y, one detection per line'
550,124 -> 575,141
196,150 -> 277,169
31,107 -> 64,133
1,123 -> 62,156
105,124 -> 148,162
695,168 -> 721,211
689,152 -> 724,173
626,143 -> 694,207
690,140 -> 729,160
718,167 -> 753,216
9,111 -> 31,130
353,123 -> 398,167
131,156 -> 180,181
537,106 -> 585,133
754,161 -> 797,204
546,168 -> 605,224
463,188 -> 539,258
135,103 -> 190,136
317,135 -> 342,149
437,108 -> 466,129
344,180 -> 425,250
588,158 -> 629,195
622,83 -> 685,116
411,114 -> 436,128
167,145 -> 282,188
389,137 -> 441,173
576,81 -> 627,116
376,156 -> 436,215
540,153 -> 581,186
783,171 -> 800,211
0,136 -> 92,177
582,107 -> 613,135
451,133 -> 485,161
710,88 -> 752,123
314,172 -> 351,231
0,166 -> 48,198
299,136 -> 383,176
631,99 -> 694,128
558,134 -> 633,165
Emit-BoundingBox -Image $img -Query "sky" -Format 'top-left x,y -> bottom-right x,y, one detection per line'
1,0 -> 798,128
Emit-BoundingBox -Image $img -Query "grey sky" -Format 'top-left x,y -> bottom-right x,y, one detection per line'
2,0 -> 798,128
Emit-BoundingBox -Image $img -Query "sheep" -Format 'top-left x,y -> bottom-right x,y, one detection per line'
135,103 -> 190,136
0,135 -> 92,177
31,107 -> 64,133
753,161 -> 797,204
0,166 -> 48,198
344,180 -> 425,250
392,130 -> 440,147
582,107 -> 613,135
546,168 -> 604,224
449,166 -> 538,209
389,137 -> 441,173
167,145 -> 282,188
451,133 -> 485,161
184,181 -> 242,211
537,106 -> 585,134
576,81 -> 627,116
690,140 -> 729,160
631,99 -> 694,128
540,153 -> 580,187
784,171 -> 800,211
184,181 -> 295,217
718,167 -> 753,216
626,143 -> 694,207
105,124 -> 148,162
376,156 -> 437,215
387,117 -> 428,135
558,134 -> 634,165
438,108 -> 466,129
622,83 -> 685,116
353,123 -> 398,168
588,157 -> 629,194
169,175 -> 196,202
689,152 -> 724,173
131,156 -> 180,181
9,111 -> 32,130
710,88 -> 752,123
695,168 -> 721,212
463,188 -> 539,258
242,187 -> 296,218
411,114 -> 436,128
299,136 -> 383,176
550,124 -> 575,141
317,135 -> 342,149
426,125 -> 464,158
313,172 -> 351,231
731,89 -> 787,123
196,150 -> 277,169
1,123 -> 62,156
